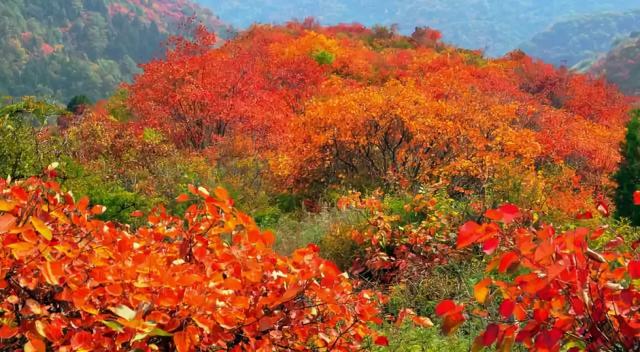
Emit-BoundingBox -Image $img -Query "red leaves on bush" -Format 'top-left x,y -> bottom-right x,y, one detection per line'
435,300 -> 466,335
439,204 -> 640,351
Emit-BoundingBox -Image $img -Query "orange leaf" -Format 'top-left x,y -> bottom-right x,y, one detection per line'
457,221 -> 481,249
0,324 -> 18,339
174,331 -> 192,352
412,315 -> 434,327
262,230 -> 275,246
0,213 -> 16,233
176,194 -> 190,203
214,187 -> 229,201
25,332 -> 46,352
473,278 -> 491,304
42,261 -> 64,286
498,252 -> 519,273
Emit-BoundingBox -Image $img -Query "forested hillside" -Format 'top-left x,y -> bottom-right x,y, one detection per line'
590,32 -> 640,95
196,0 -> 639,55
3,20 -> 639,350
0,0 -> 233,102
519,9 -> 640,68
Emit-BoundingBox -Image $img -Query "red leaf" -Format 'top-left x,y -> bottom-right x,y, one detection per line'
435,300 -> 457,316
499,299 -> 515,319
131,210 -> 144,217
634,191 -> 640,205
498,204 -> 520,224
629,260 -> 640,279
498,252 -> 519,273
457,221 -> 481,249
374,336 -> 389,346
482,237 -> 500,255
0,324 -> 18,339
482,324 -> 499,346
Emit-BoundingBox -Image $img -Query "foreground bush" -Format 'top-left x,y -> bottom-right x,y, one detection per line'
438,205 -> 640,351
0,173 -> 391,351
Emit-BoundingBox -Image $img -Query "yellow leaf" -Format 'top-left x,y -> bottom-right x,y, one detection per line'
0,200 -> 16,212
110,305 -> 136,321
474,278 -> 492,304
31,217 -> 52,241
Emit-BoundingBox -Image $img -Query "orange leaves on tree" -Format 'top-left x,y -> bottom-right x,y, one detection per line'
0,176 -> 386,350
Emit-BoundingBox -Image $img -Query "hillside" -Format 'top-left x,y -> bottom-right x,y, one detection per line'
519,10 -> 640,67
590,32 -> 640,95
0,0 -> 233,102
195,0 -> 639,56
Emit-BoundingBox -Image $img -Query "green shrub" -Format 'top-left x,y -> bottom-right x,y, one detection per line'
312,50 -> 335,65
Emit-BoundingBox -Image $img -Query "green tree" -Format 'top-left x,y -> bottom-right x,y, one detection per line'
0,97 -> 65,179
614,110 -> 640,224
66,95 -> 92,113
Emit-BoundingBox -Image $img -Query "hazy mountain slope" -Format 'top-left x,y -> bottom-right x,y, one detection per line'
195,0 -> 639,55
0,0 -> 233,102
590,33 -> 640,95
519,10 -> 640,67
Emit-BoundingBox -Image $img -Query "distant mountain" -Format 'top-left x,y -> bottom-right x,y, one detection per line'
519,10 -> 640,68
195,0 -> 639,56
590,32 -> 640,95
0,0 -> 234,102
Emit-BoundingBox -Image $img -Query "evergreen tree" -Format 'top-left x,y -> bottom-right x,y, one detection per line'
66,95 -> 92,113
614,110 -> 640,224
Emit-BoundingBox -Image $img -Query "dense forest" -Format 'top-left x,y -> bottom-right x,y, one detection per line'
3,2 -> 640,352
196,0 -> 639,55
0,0 -> 233,102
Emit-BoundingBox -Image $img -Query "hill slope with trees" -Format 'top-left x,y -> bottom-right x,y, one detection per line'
519,9 -> 640,68
590,32 -> 640,95
0,0 -> 233,102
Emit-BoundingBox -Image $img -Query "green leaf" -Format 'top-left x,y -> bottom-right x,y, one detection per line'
149,327 -> 173,337
132,332 -> 148,342
101,320 -> 124,332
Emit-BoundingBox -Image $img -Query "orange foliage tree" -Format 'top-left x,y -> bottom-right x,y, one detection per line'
0,173 -> 392,351
126,21 -> 631,218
